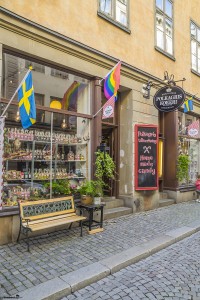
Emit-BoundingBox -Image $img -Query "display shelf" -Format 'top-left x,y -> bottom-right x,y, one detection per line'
5,176 -> 86,182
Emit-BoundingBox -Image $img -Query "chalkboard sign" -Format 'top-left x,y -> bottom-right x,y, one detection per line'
135,124 -> 158,190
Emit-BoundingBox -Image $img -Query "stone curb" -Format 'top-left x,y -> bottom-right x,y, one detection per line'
19,223 -> 200,300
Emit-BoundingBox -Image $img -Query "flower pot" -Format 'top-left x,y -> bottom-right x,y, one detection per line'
93,197 -> 101,205
81,195 -> 93,205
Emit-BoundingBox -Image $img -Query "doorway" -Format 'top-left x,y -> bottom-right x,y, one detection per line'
101,124 -> 119,197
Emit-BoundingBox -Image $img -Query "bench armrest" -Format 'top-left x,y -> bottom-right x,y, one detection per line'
23,218 -> 31,226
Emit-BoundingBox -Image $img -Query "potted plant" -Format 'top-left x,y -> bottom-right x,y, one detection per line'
93,179 -> 104,205
78,180 -> 96,205
177,154 -> 190,185
94,150 -> 116,197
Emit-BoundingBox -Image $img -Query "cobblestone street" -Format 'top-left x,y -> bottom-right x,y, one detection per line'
61,231 -> 200,300
0,201 -> 200,297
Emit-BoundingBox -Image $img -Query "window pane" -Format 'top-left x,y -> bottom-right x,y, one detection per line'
156,29 -> 164,49
165,0 -> 172,18
191,23 -> 196,39
100,0 -> 112,15
166,35 -> 173,54
156,11 -> 164,31
198,59 -> 200,73
191,40 -> 197,55
197,45 -> 200,58
192,54 -> 197,70
116,0 -> 127,26
166,19 -> 172,37
197,29 -> 200,43
156,0 -> 163,10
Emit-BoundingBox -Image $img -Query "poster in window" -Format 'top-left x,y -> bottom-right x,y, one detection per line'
135,124 -> 158,190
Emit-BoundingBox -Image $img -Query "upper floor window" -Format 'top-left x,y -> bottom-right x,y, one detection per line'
99,0 -> 129,28
155,0 -> 173,56
191,21 -> 200,74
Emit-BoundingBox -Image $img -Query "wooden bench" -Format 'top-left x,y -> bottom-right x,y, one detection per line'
17,196 -> 86,251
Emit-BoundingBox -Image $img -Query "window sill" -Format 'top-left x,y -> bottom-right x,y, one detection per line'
191,69 -> 200,77
97,12 -> 131,34
155,46 -> 176,61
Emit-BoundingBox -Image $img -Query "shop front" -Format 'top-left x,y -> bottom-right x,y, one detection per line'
0,52 -> 97,244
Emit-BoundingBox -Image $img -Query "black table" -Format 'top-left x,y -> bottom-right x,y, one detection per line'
77,203 -> 106,232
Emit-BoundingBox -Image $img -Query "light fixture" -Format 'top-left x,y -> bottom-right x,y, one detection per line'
15,111 -> 20,122
142,81 -> 152,99
61,118 -> 67,129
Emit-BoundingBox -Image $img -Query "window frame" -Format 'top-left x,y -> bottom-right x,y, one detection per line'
190,20 -> 200,76
98,0 -> 131,33
155,0 -> 174,59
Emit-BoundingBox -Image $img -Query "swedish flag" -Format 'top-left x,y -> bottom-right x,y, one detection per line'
184,97 -> 193,113
18,71 -> 36,129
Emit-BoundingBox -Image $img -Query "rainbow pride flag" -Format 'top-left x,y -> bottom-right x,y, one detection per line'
104,61 -> 121,100
62,81 -> 86,111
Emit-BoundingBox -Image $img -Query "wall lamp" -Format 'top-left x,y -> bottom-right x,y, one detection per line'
142,71 -> 186,99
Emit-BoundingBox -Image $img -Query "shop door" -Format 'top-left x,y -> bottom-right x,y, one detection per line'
101,125 -> 118,197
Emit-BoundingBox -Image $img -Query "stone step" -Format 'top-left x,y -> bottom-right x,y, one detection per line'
159,192 -> 168,200
102,196 -> 116,202
103,207 -> 133,220
159,199 -> 175,208
101,199 -> 124,209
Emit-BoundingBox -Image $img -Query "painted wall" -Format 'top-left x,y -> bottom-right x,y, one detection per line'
0,0 -> 200,95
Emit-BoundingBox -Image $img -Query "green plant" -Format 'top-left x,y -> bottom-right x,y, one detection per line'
95,150 -> 116,180
177,154 -> 190,183
78,180 -> 96,197
44,179 -> 71,196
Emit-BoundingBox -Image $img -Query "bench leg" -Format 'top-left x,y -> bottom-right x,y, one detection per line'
69,223 -> 73,230
80,220 -> 83,237
17,226 -> 21,243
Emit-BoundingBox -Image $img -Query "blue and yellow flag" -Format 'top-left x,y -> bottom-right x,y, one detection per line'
184,97 -> 193,113
18,71 -> 36,129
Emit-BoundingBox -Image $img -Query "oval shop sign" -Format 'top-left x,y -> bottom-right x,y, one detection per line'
153,86 -> 185,112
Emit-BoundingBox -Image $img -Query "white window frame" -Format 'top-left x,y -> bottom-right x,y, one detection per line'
155,0 -> 174,57
191,21 -> 200,75
98,0 -> 129,30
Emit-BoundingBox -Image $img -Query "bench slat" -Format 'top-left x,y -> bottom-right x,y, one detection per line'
23,215 -> 86,232
22,212 -> 77,225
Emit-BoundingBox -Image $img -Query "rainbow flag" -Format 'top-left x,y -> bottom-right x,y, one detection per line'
104,61 -> 121,100
184,97 -> 193,113
62,81 -> 86,111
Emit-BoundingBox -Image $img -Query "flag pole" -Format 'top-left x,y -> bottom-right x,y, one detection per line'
99,60 -> 121,84
93,106 -> 103,118
0,68 -> 32,117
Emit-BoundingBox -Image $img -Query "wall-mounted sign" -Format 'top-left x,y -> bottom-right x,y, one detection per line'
153,86 -> 185,112
135,124 -> 158,190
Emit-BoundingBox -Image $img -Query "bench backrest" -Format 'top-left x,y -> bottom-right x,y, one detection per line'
19,196 -> 76,221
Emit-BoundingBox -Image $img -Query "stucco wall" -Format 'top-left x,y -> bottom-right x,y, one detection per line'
0,0 -> 200,95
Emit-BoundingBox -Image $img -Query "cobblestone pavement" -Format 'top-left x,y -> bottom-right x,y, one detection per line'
1,201 -> 200,297
61,231 -> 200,300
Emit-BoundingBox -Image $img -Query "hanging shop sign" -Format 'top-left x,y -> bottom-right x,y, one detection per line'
153,86 -> 185,112
135,124 -> 158,190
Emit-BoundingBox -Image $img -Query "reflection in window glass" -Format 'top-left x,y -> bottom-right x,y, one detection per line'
116,0 -> 127,26
100,0 -> 112,15
156,0 -> 163,10
192,55 -> 197,70
2,53 -> 91,115
191,22 -> 200,74
99,0 -> 129,28
191,23 -> 196,38
157,29 -> 164,49
191,40 -> 197,55
155,0 -> 173,55
165,0 -> 172,18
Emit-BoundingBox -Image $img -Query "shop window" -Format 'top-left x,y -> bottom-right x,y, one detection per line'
98,0 -> 129,29
191,21 -> 200,74
155,0 -> 173,56
25,60 -> 45,73
2,53 -> 91,115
